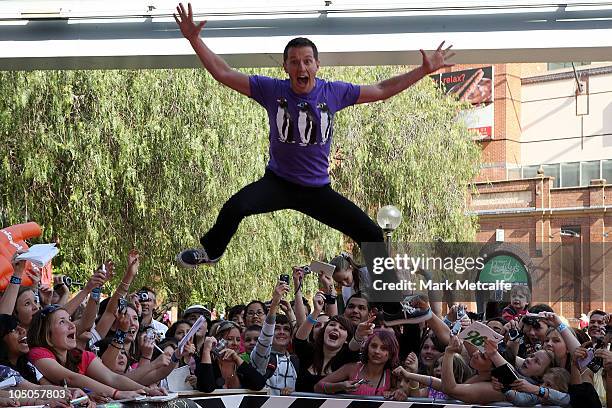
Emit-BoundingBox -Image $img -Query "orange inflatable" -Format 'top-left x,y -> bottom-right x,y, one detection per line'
0,222 -> 52,290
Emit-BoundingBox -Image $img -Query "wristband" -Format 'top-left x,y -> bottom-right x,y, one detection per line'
557,322 -> 568,332
110,342 -> 123,350
112,389 -> 119,400
409,381 -> 420,390
443,316 -> 453,327
141,356 -> 151,361
114,329 -> 127,345
538,386 -> 546,398
9,276 -> 22,285
171,352 -> 180,363
306,314 -> 317,325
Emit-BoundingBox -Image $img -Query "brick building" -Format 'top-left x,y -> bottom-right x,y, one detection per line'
449,62 -> 612,319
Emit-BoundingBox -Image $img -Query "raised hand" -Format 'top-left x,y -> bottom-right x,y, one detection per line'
10,250 -> 27,277
445,335 -> 463,354
174,3 -> 206,42
318,271 -> 334,295
272,280 -> 290,305
403,352 -> 419,373
312,291 -> 325,314
420,41 -> 455,74
126,249 -> 140,278
355,315 -> 376,341
85,270 -> 106,292
292,266 -> 304,288
484,338 -> 499,358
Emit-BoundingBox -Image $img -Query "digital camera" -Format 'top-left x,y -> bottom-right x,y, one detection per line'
211,338 -> 227,358
137,291 -> 150,302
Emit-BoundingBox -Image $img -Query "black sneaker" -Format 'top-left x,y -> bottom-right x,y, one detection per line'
382,294 -> 432,326
176,247 -> 218,268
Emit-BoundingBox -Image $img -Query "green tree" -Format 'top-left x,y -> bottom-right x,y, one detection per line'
0,67 -> 480,310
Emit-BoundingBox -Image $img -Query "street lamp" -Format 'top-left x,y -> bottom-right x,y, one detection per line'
377,205 -> 402,254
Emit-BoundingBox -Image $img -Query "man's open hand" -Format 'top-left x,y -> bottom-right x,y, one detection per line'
174,3 -> 206,42
421,41 -> 455,74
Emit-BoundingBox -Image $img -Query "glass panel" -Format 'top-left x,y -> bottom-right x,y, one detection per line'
581,161 -> 601,186
561,162 -> 580,187
542,164 -> 560,188
522,165 -> 539,179
603,160 -> 612,185
547,62 -> 591,71
507,167 -> 521,180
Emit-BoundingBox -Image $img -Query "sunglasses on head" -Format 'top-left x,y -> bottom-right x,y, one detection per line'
40,304 -> 62,318
523,317 -> 541,329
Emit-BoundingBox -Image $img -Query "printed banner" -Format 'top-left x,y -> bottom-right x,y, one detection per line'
431,66 -> 494,140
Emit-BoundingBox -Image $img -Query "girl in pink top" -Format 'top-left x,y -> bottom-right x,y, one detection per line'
27,304 -> 147,400
315,329 -> 398,397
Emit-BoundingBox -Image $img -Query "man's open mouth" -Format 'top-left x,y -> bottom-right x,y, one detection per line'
297,76 -> 308,85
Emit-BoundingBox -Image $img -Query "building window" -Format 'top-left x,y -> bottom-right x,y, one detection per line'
519,160 -> 611,187
543,164 -> 560,188
507,167 -> 521,180
547,62 -> 590,71
561,162 -> 580,187
522,165 -> 539,179
603,160 -> 612,185
581,160 -> 601,186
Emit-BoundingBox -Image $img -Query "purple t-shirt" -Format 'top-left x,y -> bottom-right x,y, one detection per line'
249,75 -> 360,187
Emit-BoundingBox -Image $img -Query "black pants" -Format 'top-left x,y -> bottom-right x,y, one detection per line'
201,169 -> 384,259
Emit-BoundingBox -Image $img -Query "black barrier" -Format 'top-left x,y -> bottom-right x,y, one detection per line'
189,394 -> 559,408
89,393 -> 564,408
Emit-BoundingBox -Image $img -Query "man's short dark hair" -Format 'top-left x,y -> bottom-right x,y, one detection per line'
283,37 -> 318,62
590,309 -> 607,319
245,324 -> 262,333
346,293 -> 370,311
276,314 -> 290,325
528,304 -> 554,314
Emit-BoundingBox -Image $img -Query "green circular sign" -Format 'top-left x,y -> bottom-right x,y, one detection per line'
479,255 -> 529,283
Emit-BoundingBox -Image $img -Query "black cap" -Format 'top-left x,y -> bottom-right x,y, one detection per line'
0,314 -> 19,338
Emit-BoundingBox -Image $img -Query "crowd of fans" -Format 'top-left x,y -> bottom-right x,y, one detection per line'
0,249 -> 610,407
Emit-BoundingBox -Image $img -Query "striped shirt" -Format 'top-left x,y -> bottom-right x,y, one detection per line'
250,315 -> 297,395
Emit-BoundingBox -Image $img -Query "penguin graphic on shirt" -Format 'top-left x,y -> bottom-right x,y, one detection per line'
276,98 -> 294,143
297,102 -> 317,146
318,102 -> 333,145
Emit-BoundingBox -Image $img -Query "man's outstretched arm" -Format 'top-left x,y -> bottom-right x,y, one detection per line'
356,41 -> 455,104
175,3 -> 250,96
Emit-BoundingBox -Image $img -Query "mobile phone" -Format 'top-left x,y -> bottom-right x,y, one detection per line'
310,260 -> 335,277
491,363 -> 519,385
70,396 -> 89,407
279,274 -> 290,284
354,378 -> 368,385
